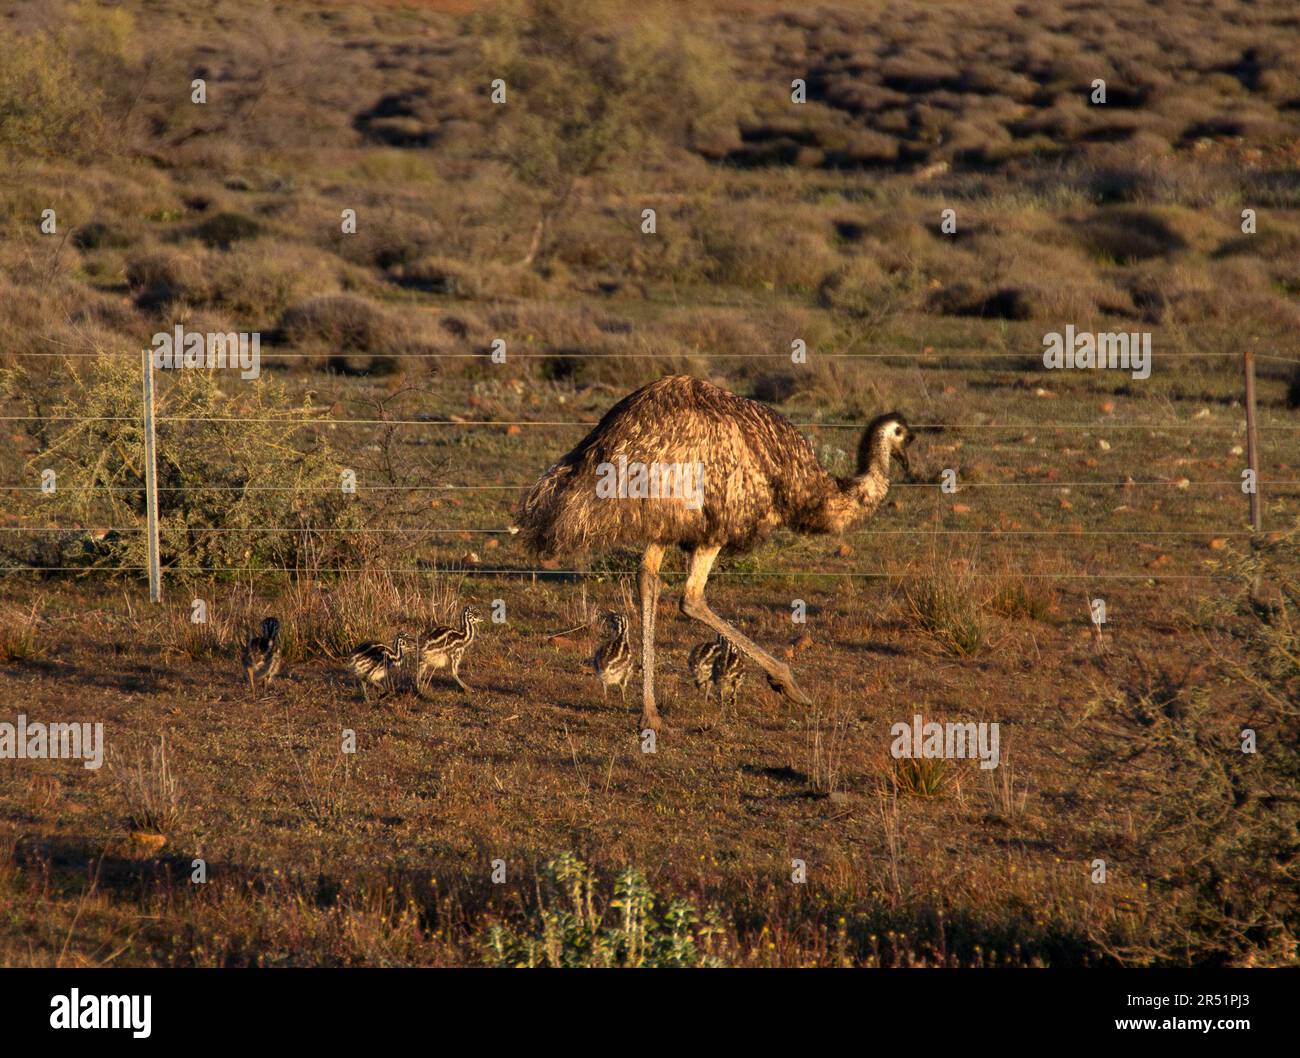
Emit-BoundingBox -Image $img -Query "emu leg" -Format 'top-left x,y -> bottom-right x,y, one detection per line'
638,544 -> 665,732
680,546 -> 812,707
451,654 -> 470,694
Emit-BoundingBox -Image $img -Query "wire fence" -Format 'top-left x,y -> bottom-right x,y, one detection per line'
0,345 -> 1293,596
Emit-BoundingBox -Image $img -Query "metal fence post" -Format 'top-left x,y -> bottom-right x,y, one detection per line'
1243,349 -> 1262,532
142,347 -> 162,602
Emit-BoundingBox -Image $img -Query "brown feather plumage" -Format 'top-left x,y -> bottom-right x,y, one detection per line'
516,375 -> 908,556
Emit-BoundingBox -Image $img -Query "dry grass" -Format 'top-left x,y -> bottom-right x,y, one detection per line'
110,735 -> 184,836
0,600 -> 44,663
900,563 -> 991,657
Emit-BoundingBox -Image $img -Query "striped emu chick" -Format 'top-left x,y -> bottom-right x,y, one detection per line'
712,637 -> 745,710
592,611 -> 633,701
240,616 -> 282,697
417,606 -> 483,695
688,637 -> 724,699
689,635 -> 745,709
348,632 -> 413,701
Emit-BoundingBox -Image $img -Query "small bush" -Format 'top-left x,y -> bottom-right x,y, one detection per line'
483,853 -> 724,968
125,246 -> 210,307
3,355 -> 364,573
0,31 -> 104,157
278,294 -> 397,352
190,211 -> 265,249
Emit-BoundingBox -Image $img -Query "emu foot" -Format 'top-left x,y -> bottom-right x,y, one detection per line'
770,670 -> 812,706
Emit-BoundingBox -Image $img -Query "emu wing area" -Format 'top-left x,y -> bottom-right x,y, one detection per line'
516,376 -> 830,556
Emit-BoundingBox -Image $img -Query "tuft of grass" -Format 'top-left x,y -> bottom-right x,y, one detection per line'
901,565 -> 989,656
278,568 -> 461,662
807,703 -> 850,797
893,757 -> 948,798
111,735 -> 183,835
987,565 -> 1057,622
0,600 -> 44,663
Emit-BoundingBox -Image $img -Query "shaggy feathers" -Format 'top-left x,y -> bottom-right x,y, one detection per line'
516,376 -> 908,556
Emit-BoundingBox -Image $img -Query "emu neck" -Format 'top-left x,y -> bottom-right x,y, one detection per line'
808,464 -> 891,535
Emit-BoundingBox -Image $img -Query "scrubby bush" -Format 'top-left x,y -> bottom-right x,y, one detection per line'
475,0 -> 736,269
483,853 -> 725,967
1,355 -> 364,574
276,294 -> 421,372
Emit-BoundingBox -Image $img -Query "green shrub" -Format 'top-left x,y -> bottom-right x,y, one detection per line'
0,36 -> 105,157
483,852 -> 725,967
2,355 -> 364,574
190,211 -> 266,249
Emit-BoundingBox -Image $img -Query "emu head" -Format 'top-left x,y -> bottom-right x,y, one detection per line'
856,411 -> 913,479
464,606 -> 484,627
261,617 -> 280,642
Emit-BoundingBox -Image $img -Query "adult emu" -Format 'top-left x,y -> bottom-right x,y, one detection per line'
516,375 -> 913,732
